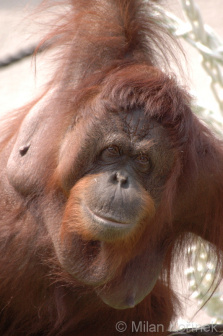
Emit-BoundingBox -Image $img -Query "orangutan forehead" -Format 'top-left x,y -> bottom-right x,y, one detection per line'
104,109 -> 161,143
121,109 -> 153,138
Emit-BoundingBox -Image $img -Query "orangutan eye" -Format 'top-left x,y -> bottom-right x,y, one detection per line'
105,145 -> 121,156
135,153 -> 149,164
134,153 -> 151,173
100,145 -> 122,162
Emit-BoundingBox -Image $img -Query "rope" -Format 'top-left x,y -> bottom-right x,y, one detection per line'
155,0 -> 223,113
0,43 -> 48,68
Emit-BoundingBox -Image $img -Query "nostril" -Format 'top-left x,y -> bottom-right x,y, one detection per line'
110,172 -> 118,183
109,171 -> 129,187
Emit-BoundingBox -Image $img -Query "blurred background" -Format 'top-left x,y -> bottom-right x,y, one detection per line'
0,0 -> 223,329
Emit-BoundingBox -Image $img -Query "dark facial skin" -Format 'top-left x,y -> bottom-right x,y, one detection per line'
79,110 -> 174,240
58,108 -> 175,242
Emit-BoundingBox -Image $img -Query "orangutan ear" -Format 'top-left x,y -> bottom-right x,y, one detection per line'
7,99 -> 63,195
